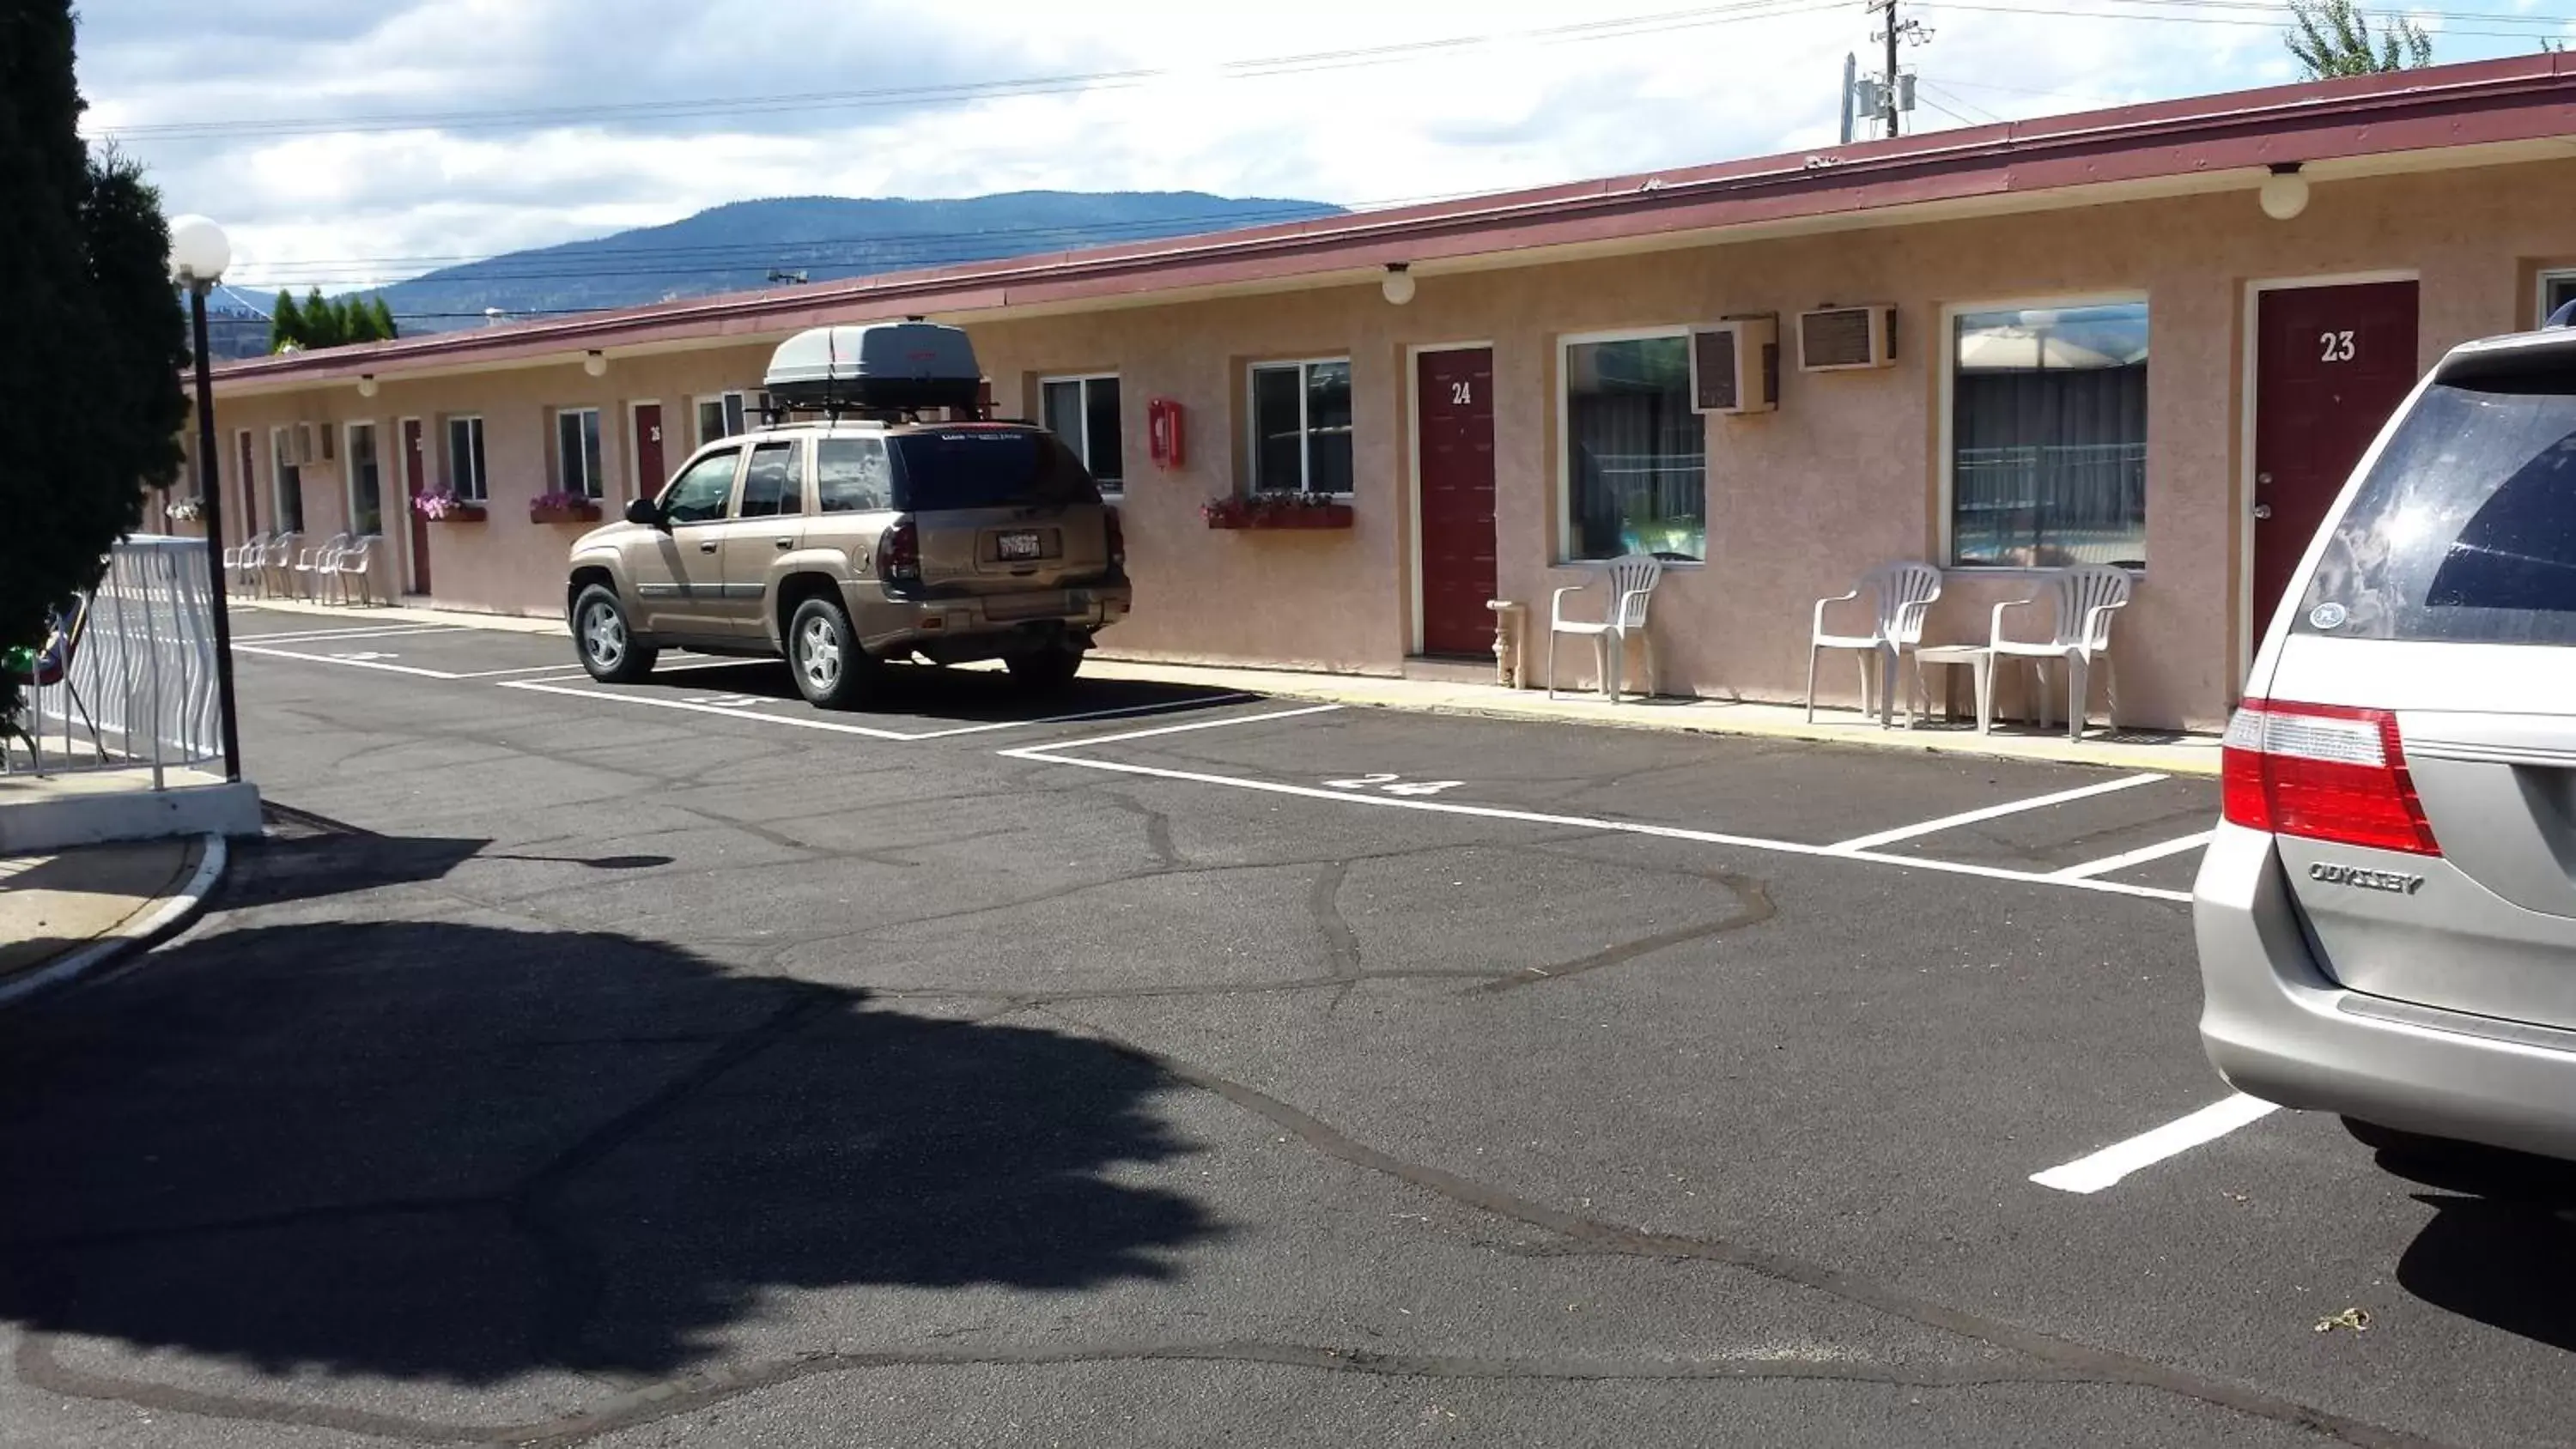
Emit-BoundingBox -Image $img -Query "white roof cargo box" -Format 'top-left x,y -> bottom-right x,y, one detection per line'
763,322 -> 982,412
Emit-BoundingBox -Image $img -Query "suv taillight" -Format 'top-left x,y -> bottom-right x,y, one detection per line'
877,516 -> 920,589
1103,506 -> 1126,571
2221,699 -> 2439,855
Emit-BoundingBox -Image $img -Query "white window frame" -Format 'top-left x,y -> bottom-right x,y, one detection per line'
269,424 -> 306,533
343,419 -> 384,537
554,405 -> 605,499
444,415 -> 489,501
1935,289 -> 2150,573
1246,356 -> 1353,496
2537,268 -> 2576,329
694,390 -> 762,447
1553,325 -> 1699,568
1039,373 -> 1122,493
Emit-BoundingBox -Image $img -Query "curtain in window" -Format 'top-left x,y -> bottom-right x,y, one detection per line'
1565,336 -> 1704,561
1950,304 -> 2148,568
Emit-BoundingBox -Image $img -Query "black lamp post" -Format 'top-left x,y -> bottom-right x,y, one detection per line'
167,215 -> 243,783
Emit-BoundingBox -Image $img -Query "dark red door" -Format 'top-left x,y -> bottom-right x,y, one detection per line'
234,430 -> 257,544
633,403 -> 665,502
1417,348 -> 1497,657
402,419 -> 432,596
2252,281 -> 2419,636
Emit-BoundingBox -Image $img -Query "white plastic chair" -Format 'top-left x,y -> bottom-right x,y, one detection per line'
222,530 -> 269,591
292,532 -> 350,600
331,534 -> 379,605
1546,554 -> 1662,705
1988,564 -> 2132,740
1807,561 -> 1942,727
258,531 -> 299,598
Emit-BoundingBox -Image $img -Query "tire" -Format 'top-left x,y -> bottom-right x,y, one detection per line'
1005,643 -> 1084,694
574,585 -> 657,683
787,596 -> 874,708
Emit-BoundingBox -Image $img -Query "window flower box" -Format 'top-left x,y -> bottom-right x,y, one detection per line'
413,490 -> 486,523
1201,493 -> 1355,530
528,492 -> 604,524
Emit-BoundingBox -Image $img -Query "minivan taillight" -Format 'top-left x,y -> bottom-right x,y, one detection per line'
876,516 -> 920,590
1103,506 -> 1126,572
2221,699 -> 2439,855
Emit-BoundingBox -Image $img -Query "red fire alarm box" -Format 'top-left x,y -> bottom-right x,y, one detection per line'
1147,397 -> 1185,470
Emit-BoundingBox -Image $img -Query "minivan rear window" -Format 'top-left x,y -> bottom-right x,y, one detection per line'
888,429 -> 1099,512
2296,364 -> 2576,645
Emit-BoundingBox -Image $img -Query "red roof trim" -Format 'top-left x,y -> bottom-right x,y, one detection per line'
216,54 -> 2575,387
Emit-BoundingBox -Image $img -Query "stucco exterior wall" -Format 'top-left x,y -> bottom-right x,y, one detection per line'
207,158 -> 2576,729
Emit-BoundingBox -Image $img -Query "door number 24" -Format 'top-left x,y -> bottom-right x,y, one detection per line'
2319,330 -> 2358,363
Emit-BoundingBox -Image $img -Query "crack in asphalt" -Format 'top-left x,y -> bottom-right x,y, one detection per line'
1478,872 -> 1776,994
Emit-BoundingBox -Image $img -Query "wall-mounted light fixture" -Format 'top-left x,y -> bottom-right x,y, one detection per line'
2259,162 -> 2310,221
356,373 -> 379,398
1381,263 -> 1416,306
584,349 -> 609,378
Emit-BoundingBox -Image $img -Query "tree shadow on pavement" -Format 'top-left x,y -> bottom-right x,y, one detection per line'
2386,1145 -> 2576,1353
0,920 -> 1213,1384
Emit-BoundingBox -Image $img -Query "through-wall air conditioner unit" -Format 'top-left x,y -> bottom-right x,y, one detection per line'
1690,315 -> 1779,415
283,424 -> 319,466
1798,304 -> 1899,372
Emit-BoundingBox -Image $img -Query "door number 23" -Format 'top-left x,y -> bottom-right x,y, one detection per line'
2318,330 -> 2358,363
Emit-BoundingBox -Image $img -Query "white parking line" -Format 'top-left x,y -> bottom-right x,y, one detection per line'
2029,1094 -> 2281,1194
232,644 -> 465,678
1825,773 -> 2167,853
1001,736 -> 2190,906
448,663 -> 601,679
234,624 -> 465,645
497,677 -> 1273,743
2050,830 -> 2213,882
497,678 -> 920,737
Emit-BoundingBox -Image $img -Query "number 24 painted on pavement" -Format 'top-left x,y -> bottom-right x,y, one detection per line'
1324,772 -> 1463,797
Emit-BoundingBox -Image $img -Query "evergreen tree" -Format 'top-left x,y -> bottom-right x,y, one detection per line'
343,295 -> 381,343
370,294 -> 398,340
270,288 -> 305,352
2287,0 -> 2433,77
0,3 -> 186,722
301,286 -> 343,348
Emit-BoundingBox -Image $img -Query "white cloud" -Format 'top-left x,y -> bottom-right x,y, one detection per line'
75,0 -> 2565,291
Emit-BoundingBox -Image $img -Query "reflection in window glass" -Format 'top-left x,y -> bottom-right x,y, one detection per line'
817,437 -> 892,512
738,441 -> 802,518
1249,360 -> 1351,494
1041,375 -> 1123,491
1563,335 -> 1703,561
1948,301 -> 2148,568
446,415 -> 488,501
660,449 -> 738,524
556,408 -> 604,499
2299,370 -> 2576,644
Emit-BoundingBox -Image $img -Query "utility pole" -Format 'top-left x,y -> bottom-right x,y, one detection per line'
1839,52 -> 1856,144
1880,0 -> 1899,137
1868,0 -> 1928,139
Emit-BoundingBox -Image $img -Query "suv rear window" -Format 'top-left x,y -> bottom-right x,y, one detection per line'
2297,361 -> 2576,645
888,429 -> 1099,512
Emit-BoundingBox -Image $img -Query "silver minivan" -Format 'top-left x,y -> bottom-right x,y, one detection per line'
2198,322 -> 2576,1162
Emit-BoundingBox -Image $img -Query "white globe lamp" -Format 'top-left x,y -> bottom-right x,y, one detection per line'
167,214 -> 231,286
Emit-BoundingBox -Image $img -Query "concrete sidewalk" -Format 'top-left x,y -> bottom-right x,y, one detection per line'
0,834 -> 225,1005
241,598 -> 2221,776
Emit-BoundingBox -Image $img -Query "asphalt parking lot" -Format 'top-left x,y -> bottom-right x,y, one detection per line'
4,607 -> 2573,1448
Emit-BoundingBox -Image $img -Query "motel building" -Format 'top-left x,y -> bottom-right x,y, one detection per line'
191,57 -> 2576,733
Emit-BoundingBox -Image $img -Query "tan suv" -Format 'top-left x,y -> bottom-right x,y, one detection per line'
565,417 -> 1130,706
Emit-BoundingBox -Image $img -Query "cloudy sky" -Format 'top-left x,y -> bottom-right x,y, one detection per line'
76,0 -> 2572,294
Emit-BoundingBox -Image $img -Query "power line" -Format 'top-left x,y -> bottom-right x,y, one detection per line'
1913,0 -> 2570,39
100,0 -> 1844,144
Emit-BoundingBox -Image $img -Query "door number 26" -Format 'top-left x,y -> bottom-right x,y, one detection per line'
1325,772 -> 1461,797
2319,330 -> 2357,363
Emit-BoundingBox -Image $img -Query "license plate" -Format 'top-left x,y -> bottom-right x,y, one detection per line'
997,531 -> 1042,561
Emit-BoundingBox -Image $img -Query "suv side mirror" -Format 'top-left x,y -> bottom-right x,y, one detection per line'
624,497 -> 664,529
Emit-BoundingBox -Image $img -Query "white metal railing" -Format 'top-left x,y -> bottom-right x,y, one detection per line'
5,535 -> 223,787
